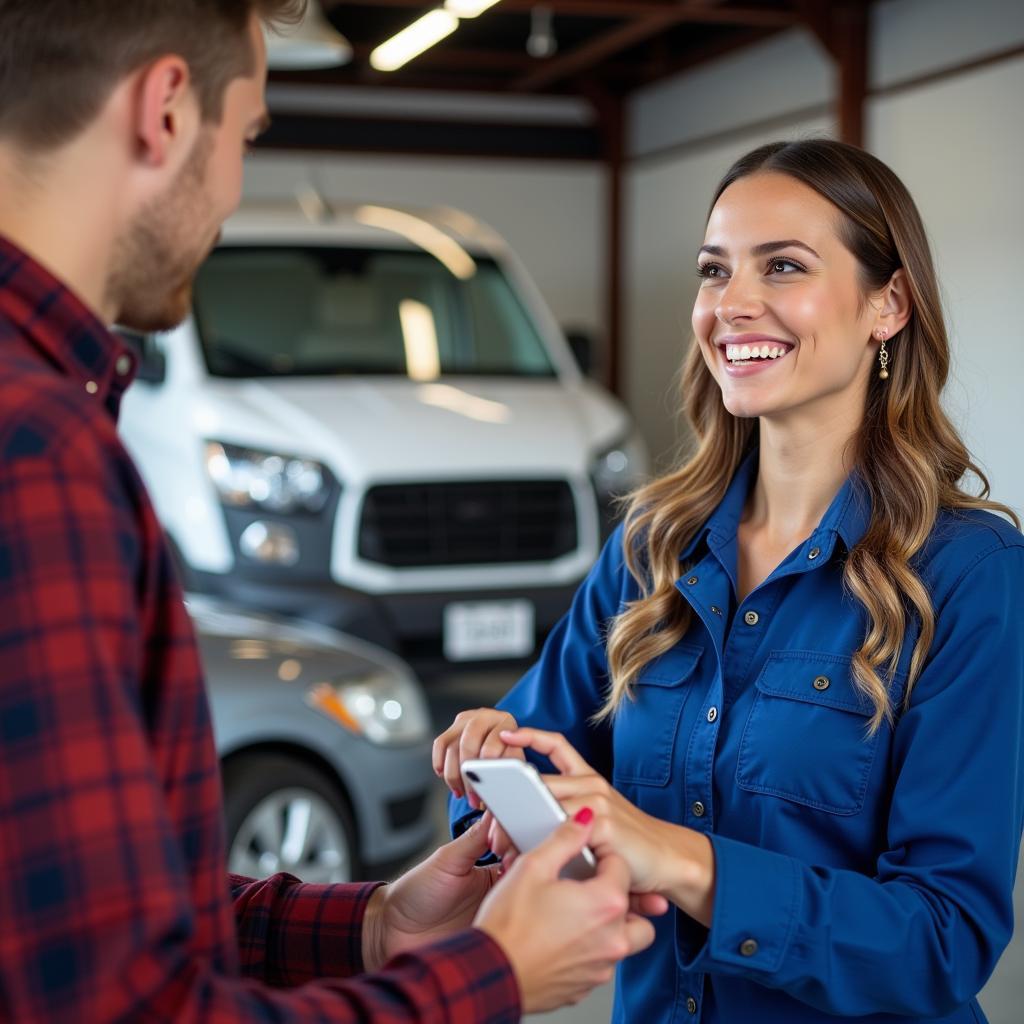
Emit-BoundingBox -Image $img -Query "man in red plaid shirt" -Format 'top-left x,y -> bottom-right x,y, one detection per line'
0,2 -> 662,1020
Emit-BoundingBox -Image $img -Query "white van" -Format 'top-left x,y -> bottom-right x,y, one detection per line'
118,200 -> 648,669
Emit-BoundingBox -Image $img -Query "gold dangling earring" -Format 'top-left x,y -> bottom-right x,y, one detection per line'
876,328 -> 890,380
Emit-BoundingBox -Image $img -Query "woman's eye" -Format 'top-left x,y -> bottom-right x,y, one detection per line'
697,263 -> 726,279
768,258 -> 803,274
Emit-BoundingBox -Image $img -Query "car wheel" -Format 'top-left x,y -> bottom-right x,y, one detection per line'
223,753 -> 359,884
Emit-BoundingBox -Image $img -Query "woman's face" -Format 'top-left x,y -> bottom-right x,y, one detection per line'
692,171 -> 881,425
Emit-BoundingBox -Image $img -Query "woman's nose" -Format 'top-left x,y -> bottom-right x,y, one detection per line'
716,272 -> 764,324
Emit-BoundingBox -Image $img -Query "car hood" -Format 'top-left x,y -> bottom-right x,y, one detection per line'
196,376 -> 631,481
187,595 -> 410,680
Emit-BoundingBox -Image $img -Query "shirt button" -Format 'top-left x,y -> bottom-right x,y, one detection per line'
808,546 -> 821,560
740,938 -> 759,957
743,610 -> 759,626
687,575 -> 698,585
692,800 -> 705,818
686,996 -> 698,1014
707,706 -> 718,723
710,605 -> 722,616
115,354 -> 133,375
85,380 -> 99,395
813,675 -> 831,691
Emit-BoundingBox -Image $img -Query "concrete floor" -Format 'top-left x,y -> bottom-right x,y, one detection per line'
422,668 -> 1023,1023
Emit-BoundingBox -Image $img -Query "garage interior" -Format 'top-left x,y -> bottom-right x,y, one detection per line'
159,0 -> 1024,1020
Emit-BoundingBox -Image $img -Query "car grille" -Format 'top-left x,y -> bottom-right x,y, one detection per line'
359,480 -> 578,568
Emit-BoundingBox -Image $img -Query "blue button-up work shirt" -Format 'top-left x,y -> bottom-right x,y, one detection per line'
450,456 -> 1024,1023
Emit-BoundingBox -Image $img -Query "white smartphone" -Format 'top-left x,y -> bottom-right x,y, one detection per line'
461,757 -> 597,881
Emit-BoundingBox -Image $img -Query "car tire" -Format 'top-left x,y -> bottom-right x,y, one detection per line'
222,753 -> 360,884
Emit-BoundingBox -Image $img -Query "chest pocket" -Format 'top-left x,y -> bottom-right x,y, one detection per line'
736,651 -> 890,815
612,644 -> 702,787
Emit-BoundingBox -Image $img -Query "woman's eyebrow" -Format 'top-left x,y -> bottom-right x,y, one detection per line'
698,239 -> 822,259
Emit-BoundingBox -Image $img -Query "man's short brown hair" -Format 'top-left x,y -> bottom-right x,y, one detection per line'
0,0 -> 306,150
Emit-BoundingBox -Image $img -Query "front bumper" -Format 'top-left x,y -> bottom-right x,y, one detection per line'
190,569 -> 580,673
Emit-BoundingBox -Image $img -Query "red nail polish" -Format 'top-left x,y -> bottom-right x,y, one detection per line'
574,807 -> 593,826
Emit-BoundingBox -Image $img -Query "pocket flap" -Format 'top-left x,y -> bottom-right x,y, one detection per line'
636,643 -> 703,687
754,651 -> 874,716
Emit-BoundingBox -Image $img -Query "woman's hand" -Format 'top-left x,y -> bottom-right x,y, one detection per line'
498,727 -> 717,927
432,707 -> 523,806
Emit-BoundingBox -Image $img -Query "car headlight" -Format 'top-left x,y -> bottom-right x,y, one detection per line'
590,430 -> 647,500
306,671 -> 431,746
205,441 -> 331,515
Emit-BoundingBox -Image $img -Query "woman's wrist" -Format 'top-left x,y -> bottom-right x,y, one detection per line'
660,824 -> 716,927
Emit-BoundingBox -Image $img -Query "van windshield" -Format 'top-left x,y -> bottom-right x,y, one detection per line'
193,246 -> 557,379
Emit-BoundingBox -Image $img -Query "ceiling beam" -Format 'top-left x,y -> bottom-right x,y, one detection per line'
834,2 -> 867,145
338,0 -> 799,25
794,0 -> 868,145
634,23 -> 779,86
510,0 -> 743,92
351,43 -> 535,71
256,112 -> 602,158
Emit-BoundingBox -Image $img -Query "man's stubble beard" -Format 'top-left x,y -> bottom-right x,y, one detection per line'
108,131 -> 218,333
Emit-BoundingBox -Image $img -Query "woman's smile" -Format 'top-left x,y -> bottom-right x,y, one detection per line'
715,332 -> 796,376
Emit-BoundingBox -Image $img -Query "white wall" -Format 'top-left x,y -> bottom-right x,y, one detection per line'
629,29 -> 832,159
869,55 -> 1024,524
242,151 -> 607,352
623,0 -> 1024,522
871,0 -> 1024,89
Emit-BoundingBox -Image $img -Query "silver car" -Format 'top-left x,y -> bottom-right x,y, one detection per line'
188,596 -> 437,883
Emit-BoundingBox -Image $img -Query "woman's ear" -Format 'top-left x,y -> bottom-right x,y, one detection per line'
873,268 -> 913,338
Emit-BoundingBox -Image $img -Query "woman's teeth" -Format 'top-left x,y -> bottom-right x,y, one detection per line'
725,344 -> 788,363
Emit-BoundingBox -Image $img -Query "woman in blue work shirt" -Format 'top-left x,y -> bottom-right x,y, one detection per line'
437,138 -> 1024,1024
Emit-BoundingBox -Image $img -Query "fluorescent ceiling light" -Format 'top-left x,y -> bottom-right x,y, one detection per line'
444,0 -> 503,17
264,0 -> 352,70
370,10 -> 459,72
354,205 -> 477,280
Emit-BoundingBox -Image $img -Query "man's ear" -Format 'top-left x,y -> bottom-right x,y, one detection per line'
873,268 -> 913,339
135,56 -> 197,168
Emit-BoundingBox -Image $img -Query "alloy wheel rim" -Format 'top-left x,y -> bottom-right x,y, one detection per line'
229,787 -> 352,884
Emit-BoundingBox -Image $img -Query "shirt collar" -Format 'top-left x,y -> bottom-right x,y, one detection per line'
678,448 -> 872,562
677,449 -> 759,562
824,470 -> 872,553
0,235 -> 138,419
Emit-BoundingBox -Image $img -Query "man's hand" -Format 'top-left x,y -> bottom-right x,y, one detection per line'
362,816 -> 499,970
474,813 -> 661,1014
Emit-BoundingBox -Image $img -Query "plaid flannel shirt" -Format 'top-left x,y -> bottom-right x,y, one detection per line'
0,235 -> 519,1023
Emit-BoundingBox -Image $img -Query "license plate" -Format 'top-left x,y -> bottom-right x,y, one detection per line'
443,600 -> 535,662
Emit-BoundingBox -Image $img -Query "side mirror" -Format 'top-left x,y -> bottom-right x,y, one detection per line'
114,328 -> 167,386
563,327 -> 597,377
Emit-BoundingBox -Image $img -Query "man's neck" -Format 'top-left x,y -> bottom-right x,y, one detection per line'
0,146 -> 119,322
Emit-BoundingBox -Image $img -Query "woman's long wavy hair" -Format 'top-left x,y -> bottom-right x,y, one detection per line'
600,138 -> 1019,733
